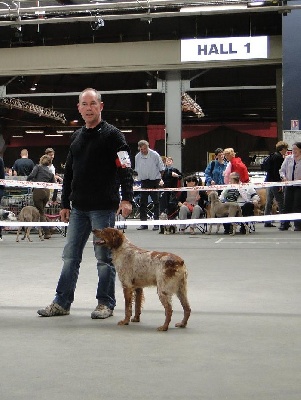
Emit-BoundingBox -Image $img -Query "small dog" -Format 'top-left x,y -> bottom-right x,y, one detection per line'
207,191 -> 249,235
93,227 -> 191,331
159,212 -> 177,234
16,206 -> 44,242
0,209 -> 17,240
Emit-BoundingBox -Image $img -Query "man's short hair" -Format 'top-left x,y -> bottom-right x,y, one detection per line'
79,88 -> 101,102
45,148 -> 55,154
20,149 -> 28,157
214,148 -> 223,156
275,141 -> 288,152
138,140 -> 149,149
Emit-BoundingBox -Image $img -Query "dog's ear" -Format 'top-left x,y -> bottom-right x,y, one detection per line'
112,229 -> 124,248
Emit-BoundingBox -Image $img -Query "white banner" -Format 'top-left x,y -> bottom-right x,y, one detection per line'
181,36 -> 268,62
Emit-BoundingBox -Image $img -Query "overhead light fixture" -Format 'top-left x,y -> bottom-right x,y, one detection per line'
25,130 -> 44,134
56,130 -> 74,133
180,5 -> 248,13
120,129 -> 133,133
45,134 -> 63,137
12,135 -> 24,138
181,93 -> 205,118
147,93 -> 152,97
0,98 -> 66,124
247,0 -> 279,7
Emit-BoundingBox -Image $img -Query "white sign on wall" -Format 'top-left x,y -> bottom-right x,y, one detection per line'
283,130 -> 301,149
181,36 -> 268,62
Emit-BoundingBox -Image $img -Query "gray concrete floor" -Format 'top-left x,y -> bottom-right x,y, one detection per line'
1,223 -> 301,400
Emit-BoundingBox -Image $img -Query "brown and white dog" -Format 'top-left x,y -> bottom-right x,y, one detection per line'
207,191 -> 249,235
16,206 -> 44,242
93,227 -> 191,331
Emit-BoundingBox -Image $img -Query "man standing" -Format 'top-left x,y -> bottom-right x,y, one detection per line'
12,149 -> 35,176
135,140 -> 164,230
264,141 -> 288,227
37,88 -> 133,319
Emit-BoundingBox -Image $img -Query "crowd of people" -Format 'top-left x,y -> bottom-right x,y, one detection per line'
134,141 -> 301,234
1,137 -> 301,237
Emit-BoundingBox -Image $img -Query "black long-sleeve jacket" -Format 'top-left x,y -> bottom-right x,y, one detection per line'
61,120 -> 133,211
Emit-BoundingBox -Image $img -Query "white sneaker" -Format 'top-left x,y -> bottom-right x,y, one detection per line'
91,304 -> 113,319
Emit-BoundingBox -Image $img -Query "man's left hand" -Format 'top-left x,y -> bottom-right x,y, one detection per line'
117,200 -> 132,218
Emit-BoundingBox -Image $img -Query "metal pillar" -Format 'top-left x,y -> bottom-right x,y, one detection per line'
165,70 -> 182,171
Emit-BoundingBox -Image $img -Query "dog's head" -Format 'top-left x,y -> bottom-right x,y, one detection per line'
93,227 -> 124,249
0,209 -> 17,221
208,191 -> 219,203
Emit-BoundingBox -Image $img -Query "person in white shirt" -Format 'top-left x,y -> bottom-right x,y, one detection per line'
134,140 -> 165,231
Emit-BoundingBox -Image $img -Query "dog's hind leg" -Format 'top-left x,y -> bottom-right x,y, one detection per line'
175,280 -> 191,328
118,287 -> 133,326
157,291 -> 173,331
131,288 -> 143,322
38,227 -> 44,241
25,227 -> 33,242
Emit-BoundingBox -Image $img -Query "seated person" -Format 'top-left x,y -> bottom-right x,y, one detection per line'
220,172 -> 260,234
177,175 -> 207,234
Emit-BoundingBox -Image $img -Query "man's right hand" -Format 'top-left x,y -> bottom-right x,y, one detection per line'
60,208 -> 70,223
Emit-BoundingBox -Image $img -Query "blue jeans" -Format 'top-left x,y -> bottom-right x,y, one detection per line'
54,208 -> 116,310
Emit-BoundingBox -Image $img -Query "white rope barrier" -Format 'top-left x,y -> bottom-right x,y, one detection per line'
1,178 -> 301,192
1,212 -> 300,228
1,178 -> 300,229
0,179 -> 62,190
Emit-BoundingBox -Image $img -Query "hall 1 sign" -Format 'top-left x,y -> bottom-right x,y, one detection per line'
181,36 -> 268,62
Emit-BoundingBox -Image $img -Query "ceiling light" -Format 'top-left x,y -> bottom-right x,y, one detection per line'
12,135 -> 23,138
56,130 -> 74,133
25,130 -> 44,134
120,129 -> 133,133
45,134 -> 63,137
247,0 -> 279,7
180,5 -> 247,13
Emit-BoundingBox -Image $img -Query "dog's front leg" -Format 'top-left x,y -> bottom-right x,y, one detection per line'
131,288 -> 143,322
26,227 -> 33,242
118,287 -> 133,326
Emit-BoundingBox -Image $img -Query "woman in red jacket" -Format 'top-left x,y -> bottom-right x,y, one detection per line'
223,148 -> 249,184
